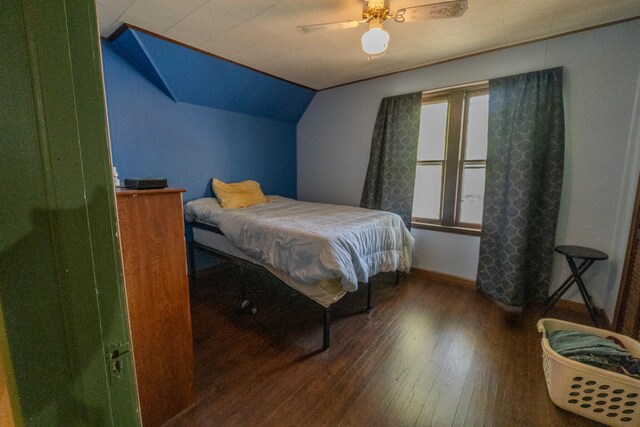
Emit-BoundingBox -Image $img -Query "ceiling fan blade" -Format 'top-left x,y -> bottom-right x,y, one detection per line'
296,20 -> 363,34
394,0 -> 468,23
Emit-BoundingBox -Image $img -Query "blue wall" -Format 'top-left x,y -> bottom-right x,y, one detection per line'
101,40 -> 299,203
112,29 -> 315,123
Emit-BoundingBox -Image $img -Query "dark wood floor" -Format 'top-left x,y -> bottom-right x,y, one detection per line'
166,263 -> 602,427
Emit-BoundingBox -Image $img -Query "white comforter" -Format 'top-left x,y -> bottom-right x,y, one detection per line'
184,196 -> 414,292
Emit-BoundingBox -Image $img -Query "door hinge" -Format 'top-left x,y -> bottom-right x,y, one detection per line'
106,342 -> 131,379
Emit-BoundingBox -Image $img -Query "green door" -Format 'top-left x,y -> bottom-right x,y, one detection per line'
0,1 -> 140,425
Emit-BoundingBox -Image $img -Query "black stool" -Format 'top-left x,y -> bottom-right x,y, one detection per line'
543,245 -> 608,326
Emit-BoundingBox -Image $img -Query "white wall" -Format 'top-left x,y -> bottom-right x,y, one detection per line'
604,71 -> 640,318
297,21 -> 640,319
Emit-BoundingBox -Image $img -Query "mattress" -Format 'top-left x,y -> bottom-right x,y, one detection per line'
191,224 -> 347,307
185,196 -> 414,307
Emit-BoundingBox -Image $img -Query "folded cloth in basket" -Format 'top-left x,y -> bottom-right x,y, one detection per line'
548,329 -> 640,379
548,330 -> 631,358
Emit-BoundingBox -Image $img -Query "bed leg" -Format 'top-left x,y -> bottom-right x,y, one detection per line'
366,281 -> 373,313
188,242 -> 197,285
395,270 -> 400,285
239,264 -> 247,301
323,307 -> 330,351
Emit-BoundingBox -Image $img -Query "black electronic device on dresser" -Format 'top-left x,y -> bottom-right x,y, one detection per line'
124,177 -> 168,190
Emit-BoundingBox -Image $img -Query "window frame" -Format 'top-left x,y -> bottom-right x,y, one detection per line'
412,82 -> 489,236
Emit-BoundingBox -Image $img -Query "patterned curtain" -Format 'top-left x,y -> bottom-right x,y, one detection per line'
477,67 -> 565,308
360,92 -> 422,228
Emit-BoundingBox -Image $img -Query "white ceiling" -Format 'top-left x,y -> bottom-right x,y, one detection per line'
97,0 -> 640,90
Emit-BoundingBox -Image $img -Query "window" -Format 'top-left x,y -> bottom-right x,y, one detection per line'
412,83 -> 489,235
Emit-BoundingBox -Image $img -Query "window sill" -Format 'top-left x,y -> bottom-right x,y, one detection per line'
411,222 -> 481,237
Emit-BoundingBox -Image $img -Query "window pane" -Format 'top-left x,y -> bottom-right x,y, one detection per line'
458,164 -> 485,225
412,164 -> 442,220
417,101 -> 448,160
464,94 -> 488,160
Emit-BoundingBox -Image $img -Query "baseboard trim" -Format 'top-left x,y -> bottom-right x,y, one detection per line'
600,309 -> 613,330
550,299 -> 612,330
553,299 -> 584,313
197,263 -> 614,328
410,268 -> 614,328
410,267 -> 476,289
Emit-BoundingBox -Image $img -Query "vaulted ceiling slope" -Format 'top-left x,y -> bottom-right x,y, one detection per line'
109,27 -> 316,123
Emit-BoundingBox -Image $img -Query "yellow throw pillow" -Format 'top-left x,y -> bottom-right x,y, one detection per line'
212,178 -> 268,209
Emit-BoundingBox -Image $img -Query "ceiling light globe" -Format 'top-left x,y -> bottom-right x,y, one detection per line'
361,27 -> 389,55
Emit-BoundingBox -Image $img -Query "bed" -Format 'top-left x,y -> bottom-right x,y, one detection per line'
184,195 -> 414,350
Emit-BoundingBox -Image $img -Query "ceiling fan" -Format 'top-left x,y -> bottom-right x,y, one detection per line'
296,0 -> 468,56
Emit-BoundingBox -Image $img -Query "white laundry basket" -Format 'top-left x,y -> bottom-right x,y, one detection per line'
537,318 -> 640,426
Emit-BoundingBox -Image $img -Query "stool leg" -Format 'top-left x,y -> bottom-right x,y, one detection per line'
543,276 -> 577,314
567,257 -> 599,326
575,281 -> 599,326
542,259 -> 593,315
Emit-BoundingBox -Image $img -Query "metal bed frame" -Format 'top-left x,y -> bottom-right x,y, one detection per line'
187,220 -> 394,351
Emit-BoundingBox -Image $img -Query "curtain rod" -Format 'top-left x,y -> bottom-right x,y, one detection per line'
422,80 -> 488,95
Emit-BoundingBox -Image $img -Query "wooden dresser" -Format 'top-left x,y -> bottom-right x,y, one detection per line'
116,188 -> 195,426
